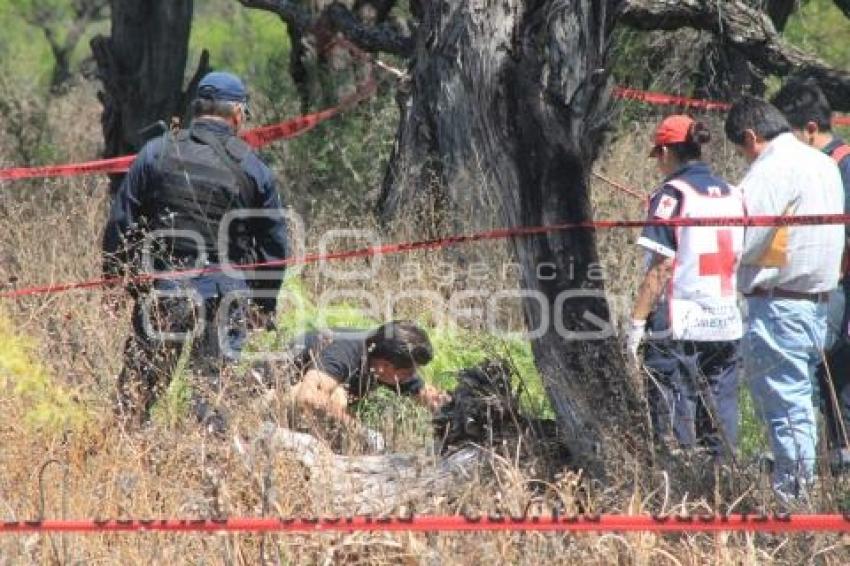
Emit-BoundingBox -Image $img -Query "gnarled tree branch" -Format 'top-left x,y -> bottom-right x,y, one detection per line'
620,0 -> 850,110
237,0 -> 312,31
323,3 -> 413,57
239,0 -> 412,57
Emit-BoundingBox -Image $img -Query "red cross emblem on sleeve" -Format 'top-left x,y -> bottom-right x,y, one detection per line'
698,230 -> 736,296
654,195 -> 679,219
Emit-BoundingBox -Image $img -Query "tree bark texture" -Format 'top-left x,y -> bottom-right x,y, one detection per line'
90,0 -> 204,190
379,0 -> 646,471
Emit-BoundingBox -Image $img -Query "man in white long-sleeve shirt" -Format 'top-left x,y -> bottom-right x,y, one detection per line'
725,97 -> 844,502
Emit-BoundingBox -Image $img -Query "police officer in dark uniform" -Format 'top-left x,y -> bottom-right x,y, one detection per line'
103,71 -> 289,431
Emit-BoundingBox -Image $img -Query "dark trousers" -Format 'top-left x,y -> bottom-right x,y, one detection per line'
116,275 -> 248,427
643,340 -> 740,456
815,278 -> 850,451
817,339 -> 850,450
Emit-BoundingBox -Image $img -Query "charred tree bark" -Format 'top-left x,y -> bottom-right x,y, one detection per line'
510,4 -> 645,470
287,24 -> 313,112
90,0 -> 208,193
695,43 -> 766,99
379,1 -> 645,471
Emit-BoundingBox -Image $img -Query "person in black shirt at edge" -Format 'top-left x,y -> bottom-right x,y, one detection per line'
287,321 -> 450,450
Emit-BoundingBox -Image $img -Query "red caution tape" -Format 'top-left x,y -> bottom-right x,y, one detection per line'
592,171 -> 646,200
0,514 -> 847,534
612,86 -> 850,128
613,87 -> 732,112
241,79 -> 377,149
0,99 -> 370,182
0,155 -> 135,181
0,65 -> 377,182
3,83 -> 847,182
3,213 -> 849,300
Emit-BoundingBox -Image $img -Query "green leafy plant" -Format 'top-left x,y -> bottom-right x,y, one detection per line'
0,310 -> 87,432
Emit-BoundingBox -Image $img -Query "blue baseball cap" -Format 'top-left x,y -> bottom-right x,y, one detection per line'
197,71 -> 248,103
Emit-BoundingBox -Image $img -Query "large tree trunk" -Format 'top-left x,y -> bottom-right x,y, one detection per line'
90,0 -> 206,193
379,0 -> 645,471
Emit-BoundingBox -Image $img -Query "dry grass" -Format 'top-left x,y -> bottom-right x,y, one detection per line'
1,85 -> 850,565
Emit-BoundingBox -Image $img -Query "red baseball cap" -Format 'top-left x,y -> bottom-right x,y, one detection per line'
649,115 -> 694,157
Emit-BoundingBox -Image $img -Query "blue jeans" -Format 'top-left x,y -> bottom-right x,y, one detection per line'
743,296 -> 828,501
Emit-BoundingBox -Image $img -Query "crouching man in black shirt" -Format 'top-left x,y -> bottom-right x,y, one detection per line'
287,321 -> 450,448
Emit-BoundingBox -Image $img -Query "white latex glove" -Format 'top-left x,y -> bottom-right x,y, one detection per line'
363,428 -> 386,452
626,319 -> 646,363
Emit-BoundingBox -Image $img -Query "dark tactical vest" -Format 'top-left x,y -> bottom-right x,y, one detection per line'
147,125 -> 256,268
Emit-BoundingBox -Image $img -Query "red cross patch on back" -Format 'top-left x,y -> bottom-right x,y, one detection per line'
698,230 -> 736,296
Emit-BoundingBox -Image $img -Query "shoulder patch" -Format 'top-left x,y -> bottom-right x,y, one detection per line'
654,194 -> 679,219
